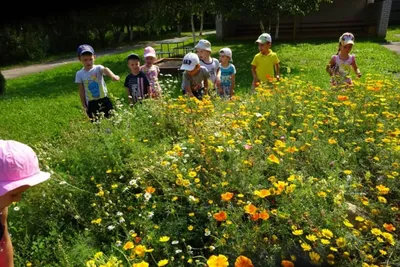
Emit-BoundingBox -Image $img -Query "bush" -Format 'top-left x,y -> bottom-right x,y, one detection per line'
0,71 -> 5,95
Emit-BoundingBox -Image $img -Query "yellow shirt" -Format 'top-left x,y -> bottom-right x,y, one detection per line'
251,50 -> 280,82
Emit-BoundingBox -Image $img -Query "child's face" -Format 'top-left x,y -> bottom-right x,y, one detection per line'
258,42 -> 271,53
145,56 -> 155,66
128,59 -> 140,74
79,54 -> 95,69
196,49 -> 210,61
219,55 -> 230,64
187,64 -> 201,77
341,44 -> 353,54
0,185 -> 31,209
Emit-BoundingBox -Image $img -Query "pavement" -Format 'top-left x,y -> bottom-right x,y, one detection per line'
381,41 -> 400,55
2,31 -> 216,80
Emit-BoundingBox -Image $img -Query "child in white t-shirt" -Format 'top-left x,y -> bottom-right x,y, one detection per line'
195,39 -> 220,95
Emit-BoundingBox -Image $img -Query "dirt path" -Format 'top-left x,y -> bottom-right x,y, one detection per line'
381,41 -> 400,55
2,31 -> 216,80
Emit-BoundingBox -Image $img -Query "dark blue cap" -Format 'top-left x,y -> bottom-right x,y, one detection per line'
77,44 -> 95,56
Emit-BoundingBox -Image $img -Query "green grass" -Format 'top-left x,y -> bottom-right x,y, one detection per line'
1,34 -> 399,145
385,24 -> 400,42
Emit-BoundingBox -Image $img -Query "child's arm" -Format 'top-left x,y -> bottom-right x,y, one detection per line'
185,86 -> 195,97
0,208 -> 14,267
102,67 -> 120,81
78,83 -> 87,111
204,79 -> 209,95
230,74 -> 235,96
275,63 -> 280,80
251,65 -> 259,84
125,87 -> 133,106
326,58 -> 336,77
351,58 -> 361,78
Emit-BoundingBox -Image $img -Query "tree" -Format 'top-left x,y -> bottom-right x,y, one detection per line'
0,71 -> 5,95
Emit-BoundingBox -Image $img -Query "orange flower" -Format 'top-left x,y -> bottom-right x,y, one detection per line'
383,223 -> 396,232
213,211 -> 227,222
145,186 -> 156,194
221,192 -> 234,201
337,95 -> 348,101
250,213 -> 259,221
235,255 -> 254,267
281,260 -> 294,267
259,210 -> 270,220
244,204 -> 257,215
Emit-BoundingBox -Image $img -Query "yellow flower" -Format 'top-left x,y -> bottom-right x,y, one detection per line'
376,185 -> 390,195
106,169 -> 112,174
91,218 -> 102,225
306,234 -> 318,242
321,229 -> 334,239
328,138 -> 337,144
301,242 -> 312,251
317,191 -> 327,198
267,154 -> 280,164
355,216 -> 364,222
378,196 -> 387,203
189,171 -> 197,178
86,260 -> 96,267
133,261 -> 149,267
336,237 -> 346,248
292,230 -> 303,236
145,186 -> 156,194
379,250 -> 387,256
309,252 -> 321,264
158,259 -> 169,266
159,236 -> 170,242
254,189 -> 271,198
371,228 -> 382,236
188,225 -> 194,231
343,170 -> 352,175
207,254 -> 229,267
343,219 -> 354,228
123,241 -> 134,250
321,239 -> 330,245
134,245 -> 153,257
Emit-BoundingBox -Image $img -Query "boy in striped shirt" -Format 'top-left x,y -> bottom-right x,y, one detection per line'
124,53 -> 150,106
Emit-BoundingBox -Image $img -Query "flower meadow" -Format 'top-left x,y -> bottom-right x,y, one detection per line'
11,74 -> 399,267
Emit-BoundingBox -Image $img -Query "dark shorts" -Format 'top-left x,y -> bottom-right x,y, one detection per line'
87,97 -> 114,120
182,88 -> 205,100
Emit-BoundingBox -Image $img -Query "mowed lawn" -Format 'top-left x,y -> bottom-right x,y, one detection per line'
1,34 -> 399,144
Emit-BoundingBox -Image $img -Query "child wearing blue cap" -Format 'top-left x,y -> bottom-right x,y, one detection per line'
75,44 -> 120,121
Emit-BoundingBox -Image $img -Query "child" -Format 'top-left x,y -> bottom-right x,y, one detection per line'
180,52 -> 210,100
326,32 -> 361,87
218,48 -> 236,99
75,44 -> 120,121
195,39 -> 220,94
251,33 -> 280,91
0,139 -> 52,266
140,46 -> 162,98
124,53 -> 150,106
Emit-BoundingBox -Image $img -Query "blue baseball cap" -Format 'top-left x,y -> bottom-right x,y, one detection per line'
77,44 -> 95,56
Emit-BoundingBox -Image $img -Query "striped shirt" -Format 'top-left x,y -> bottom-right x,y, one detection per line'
124,72 -> 150,104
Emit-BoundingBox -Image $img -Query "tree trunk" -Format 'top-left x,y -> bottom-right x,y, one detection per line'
199,12 -> 204,36
268,18 -> 271,33
177,24 -> 182,37
275,12 -> 280,40
191,13 -> 196,44
259,19 -> 266,33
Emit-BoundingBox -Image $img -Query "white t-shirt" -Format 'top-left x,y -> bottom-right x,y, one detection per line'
75,65 -> 108,104
200,58 -> 220,84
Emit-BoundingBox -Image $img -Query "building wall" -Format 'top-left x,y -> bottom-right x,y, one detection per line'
390,0 -> 400,24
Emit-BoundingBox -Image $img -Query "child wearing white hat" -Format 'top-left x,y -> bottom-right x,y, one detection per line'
195,39 -> 221,95
218,47 -> 236,99
180,52 -> 211,100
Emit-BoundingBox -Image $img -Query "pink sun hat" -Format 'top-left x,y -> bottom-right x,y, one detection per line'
0,140 -> 51,196
144,46 -> 156,59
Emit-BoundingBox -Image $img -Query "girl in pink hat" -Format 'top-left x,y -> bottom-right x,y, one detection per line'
140,46 -> 162,98
0,140 -> 51,266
